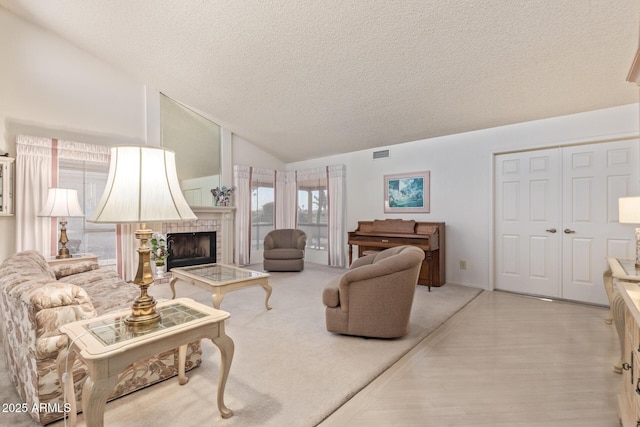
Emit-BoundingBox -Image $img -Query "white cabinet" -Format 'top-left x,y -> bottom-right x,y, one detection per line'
0,156 -> 15,216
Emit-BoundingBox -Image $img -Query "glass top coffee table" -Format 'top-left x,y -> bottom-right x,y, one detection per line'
169,263 -> 272,310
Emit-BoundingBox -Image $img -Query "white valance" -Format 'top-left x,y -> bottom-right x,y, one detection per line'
57,140 -> 110,163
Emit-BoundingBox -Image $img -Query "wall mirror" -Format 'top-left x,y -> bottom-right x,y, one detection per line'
160,93 -> 221,206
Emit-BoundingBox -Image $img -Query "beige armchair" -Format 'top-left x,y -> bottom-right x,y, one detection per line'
263,229 -> 307,271
322,245 -> 425,338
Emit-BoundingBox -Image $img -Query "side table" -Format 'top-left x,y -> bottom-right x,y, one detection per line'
57,298 -> 234,427
604,257 -> 639,373
47,253 -> 98,266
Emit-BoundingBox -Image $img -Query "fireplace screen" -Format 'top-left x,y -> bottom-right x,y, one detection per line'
167,231 -> 217,270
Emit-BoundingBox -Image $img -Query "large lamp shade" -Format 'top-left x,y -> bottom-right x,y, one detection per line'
88,146 -> 196,223
88,146 -> 196,328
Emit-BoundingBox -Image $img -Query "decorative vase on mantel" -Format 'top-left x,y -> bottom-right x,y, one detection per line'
153,261 -> 166,279
211,185 -> 236,207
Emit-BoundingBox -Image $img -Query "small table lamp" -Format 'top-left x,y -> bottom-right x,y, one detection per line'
38,188 -> 84,259
88,146 -> 196,328
619,196 -> 640,268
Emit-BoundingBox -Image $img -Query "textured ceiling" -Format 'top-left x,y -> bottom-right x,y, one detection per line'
2,1 -> 639,163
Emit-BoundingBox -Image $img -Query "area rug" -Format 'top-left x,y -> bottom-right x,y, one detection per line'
0,263 -> 481,427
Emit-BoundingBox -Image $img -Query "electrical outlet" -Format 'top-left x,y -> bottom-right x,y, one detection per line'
459,260 -> 467,270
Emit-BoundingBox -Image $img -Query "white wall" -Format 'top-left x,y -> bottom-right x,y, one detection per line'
286,103 -> 640,290
181,175 -> 220,206
232,134 -> 286,170
0,7 -> 148,262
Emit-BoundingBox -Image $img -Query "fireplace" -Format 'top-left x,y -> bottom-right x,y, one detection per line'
167,231 -> 217,271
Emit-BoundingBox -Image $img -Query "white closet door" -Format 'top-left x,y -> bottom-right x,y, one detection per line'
495,148 -> 561,298
561,140 -> 639,304
495,139 -> 639,305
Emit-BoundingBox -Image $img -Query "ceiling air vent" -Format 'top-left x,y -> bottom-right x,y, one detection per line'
372,149 -> 389,160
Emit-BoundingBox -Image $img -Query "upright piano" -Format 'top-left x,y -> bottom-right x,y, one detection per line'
348,219 -> 445,289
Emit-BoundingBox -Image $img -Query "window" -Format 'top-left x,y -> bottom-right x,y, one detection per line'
297,181 -> 327,250
58,159 -> 116,266
251,183 -> 274,250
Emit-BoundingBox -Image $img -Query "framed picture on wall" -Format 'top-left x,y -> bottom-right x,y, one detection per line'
384,171 -> 430,213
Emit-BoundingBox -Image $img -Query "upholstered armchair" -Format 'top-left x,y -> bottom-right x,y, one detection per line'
263,229 -> 307,272
322,245 -> 425,338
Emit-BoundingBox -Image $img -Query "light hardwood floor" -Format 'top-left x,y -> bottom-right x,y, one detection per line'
319,290 -> 621,427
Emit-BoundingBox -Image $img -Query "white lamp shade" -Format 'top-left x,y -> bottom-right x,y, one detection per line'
88,146 -> 197,223
38,188 -> 84,218
620,197 -> 640,224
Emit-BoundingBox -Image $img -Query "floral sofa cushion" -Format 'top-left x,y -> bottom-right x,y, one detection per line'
0,250 -> 202,425
50,260 -> 99,279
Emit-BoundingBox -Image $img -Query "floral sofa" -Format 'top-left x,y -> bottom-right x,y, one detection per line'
0,250 -> 202,425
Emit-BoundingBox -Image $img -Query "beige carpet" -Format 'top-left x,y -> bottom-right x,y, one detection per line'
0,263 -> 481,427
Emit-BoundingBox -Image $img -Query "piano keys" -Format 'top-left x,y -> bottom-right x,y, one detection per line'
348,219 -> 445,290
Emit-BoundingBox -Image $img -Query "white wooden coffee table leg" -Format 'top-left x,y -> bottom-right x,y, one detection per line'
211,331 -> 234,419
212,290 -> 225,309
262,282 -> 273,310
169,277 -> 178,299
82,374 -> 119,427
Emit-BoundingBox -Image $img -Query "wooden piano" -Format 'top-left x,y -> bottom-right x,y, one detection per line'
348,219 -> 445,289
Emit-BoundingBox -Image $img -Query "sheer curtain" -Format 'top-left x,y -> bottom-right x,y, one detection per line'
234,165 -> 252,265
327,164 -> 346,267
233,165 -> 278,264
15,136 -> 53,254
295,165 -> 346,266
275,170 -> 297,229
250,167 -> 276,252
296,166 -> 327,254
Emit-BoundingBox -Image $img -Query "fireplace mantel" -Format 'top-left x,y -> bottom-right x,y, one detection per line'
163,206 -> 235,264
191,206 -> 236,216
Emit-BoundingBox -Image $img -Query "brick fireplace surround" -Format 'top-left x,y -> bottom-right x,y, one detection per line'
161,206 -> 235,264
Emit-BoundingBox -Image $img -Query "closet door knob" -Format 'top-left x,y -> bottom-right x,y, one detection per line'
545,228 -> 557,233
563,229 -> 575,234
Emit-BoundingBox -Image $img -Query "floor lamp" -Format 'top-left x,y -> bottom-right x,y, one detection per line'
88,146 -> 197,328
38,188 -> 84,259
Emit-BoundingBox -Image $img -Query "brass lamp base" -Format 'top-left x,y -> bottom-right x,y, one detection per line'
125,291 -> 161,328
126,225 -> 161,328
56,218 -> 73,259
56,248 -> 72,259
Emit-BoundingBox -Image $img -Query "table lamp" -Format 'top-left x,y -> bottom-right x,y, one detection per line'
38,188 -> 84,259
619,196 -> 640,268
88,146 -> 196,328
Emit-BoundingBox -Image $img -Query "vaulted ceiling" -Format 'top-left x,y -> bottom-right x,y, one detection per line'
2,1 -> 639,163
